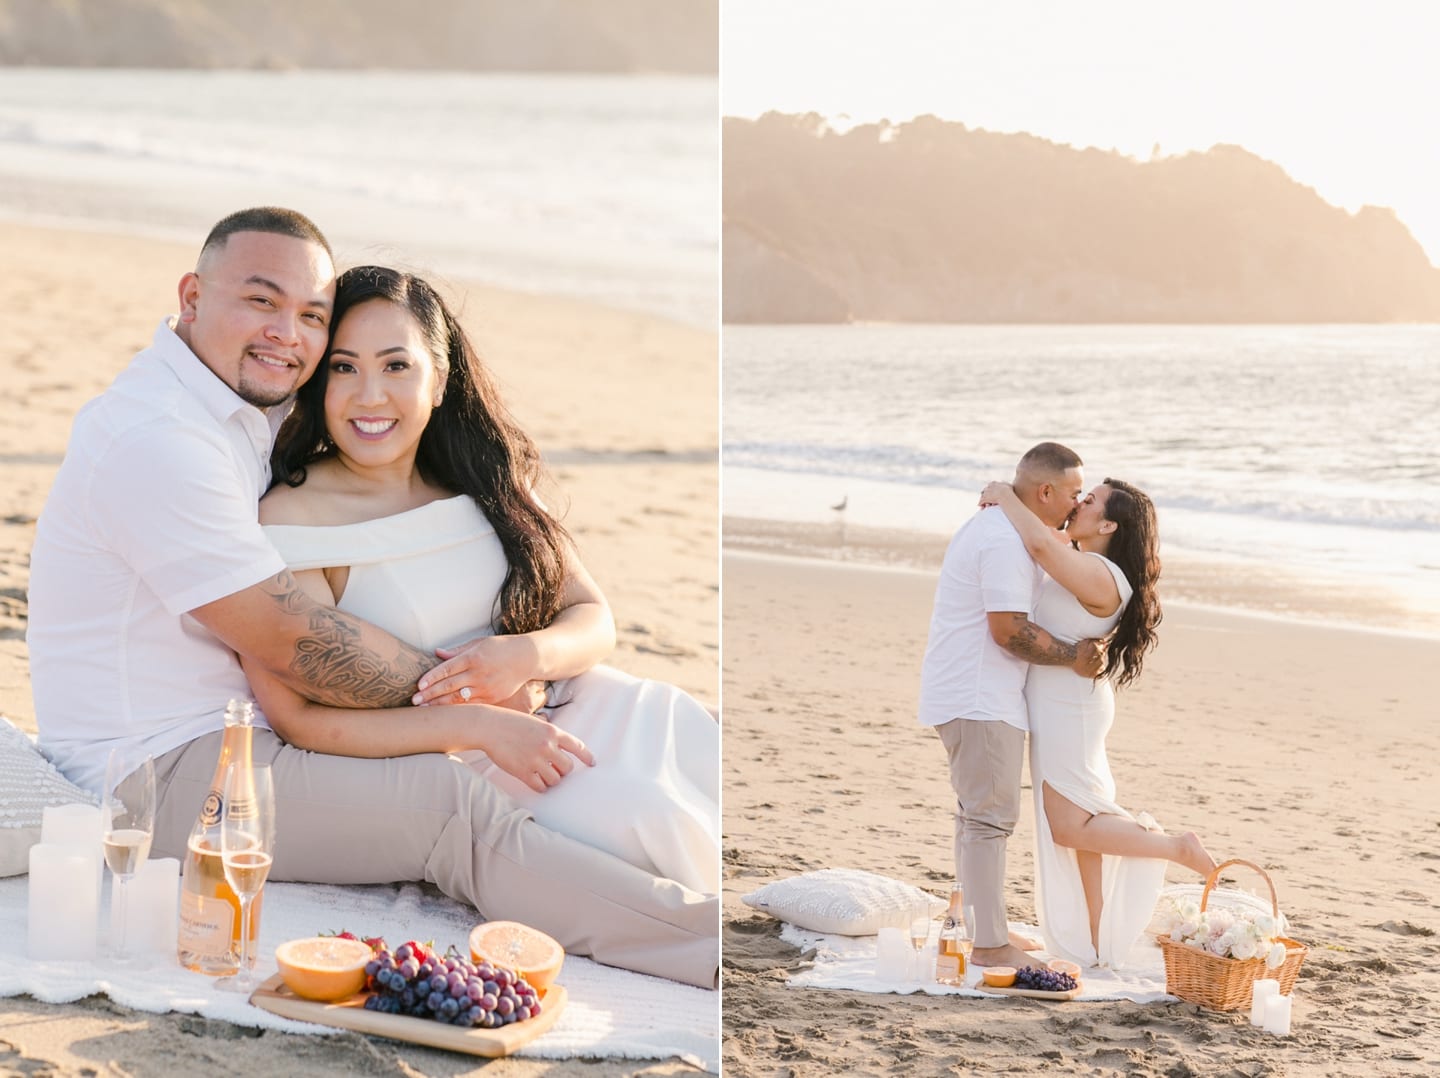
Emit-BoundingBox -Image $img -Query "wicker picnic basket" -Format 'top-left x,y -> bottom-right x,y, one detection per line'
1155,858 -> 1307,1011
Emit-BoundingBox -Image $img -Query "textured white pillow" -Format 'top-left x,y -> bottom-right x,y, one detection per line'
0,716 -> 98,877
741,868 -> 947,935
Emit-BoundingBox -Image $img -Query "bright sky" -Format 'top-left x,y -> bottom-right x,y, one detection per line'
723,1 -> 1440,264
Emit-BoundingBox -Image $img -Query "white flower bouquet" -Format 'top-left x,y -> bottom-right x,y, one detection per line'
1155,896 -> 1289,968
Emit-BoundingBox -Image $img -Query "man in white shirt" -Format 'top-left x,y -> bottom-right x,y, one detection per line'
917,442 -> 1102,969
27,207 -> 717,988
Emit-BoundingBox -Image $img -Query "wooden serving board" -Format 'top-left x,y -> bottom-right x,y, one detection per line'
248,974 -> 567,1056
976,981 -> 1083,1001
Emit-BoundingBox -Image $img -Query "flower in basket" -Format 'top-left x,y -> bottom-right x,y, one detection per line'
1156,894 -> 1288,962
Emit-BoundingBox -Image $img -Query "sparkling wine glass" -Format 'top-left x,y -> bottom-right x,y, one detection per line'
909,905 -> 932,954
102,749 -> 155,965
957,904 -> 976,959
216,764 -> 275,993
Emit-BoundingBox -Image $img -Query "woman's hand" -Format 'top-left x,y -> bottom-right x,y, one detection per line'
412,634 -> 537,706
979,480 -> 1014,508
482,709 -> 595,793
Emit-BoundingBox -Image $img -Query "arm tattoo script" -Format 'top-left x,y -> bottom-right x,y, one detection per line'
1003,616 -> 1078,667
261,572 -> 435,708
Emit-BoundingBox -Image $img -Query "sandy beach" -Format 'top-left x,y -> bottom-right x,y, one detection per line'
0,219 -> 717,1076
721,542 -> 1440,1076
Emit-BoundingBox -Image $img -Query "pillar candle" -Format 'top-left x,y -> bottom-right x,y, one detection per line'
1249,978 -> 1280,1026
40,803 -> 103,903
1263,993 -> 1293,1036
110,857 -> 179,960
28,843 -> 98,961
876,926 -> 911,982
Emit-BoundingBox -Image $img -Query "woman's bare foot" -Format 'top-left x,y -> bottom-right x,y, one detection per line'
1008,928 -> 1043,951
1176,831 -> 1218,877
972,942 -> 1034,968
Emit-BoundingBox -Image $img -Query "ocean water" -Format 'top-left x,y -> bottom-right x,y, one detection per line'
0,69 -> 716,327
724,323 -> 1440,628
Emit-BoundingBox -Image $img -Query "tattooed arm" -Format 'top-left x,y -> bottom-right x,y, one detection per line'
987,611 -> 1104,678
189,568 -> 434,708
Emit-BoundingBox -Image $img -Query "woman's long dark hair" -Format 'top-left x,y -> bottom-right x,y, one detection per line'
271,265 -> 571,635
1098,477 -> 1162,689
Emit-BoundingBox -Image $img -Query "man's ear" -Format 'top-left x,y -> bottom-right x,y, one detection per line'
177,272 -> 201,324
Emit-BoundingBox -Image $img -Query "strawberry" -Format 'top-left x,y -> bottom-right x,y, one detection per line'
363,935 -> 388,953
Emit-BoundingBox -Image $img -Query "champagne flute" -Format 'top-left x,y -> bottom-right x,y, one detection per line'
959,904 -> 977,959
102,750 -> 155,965
215,764 -> 275,993
909,905 -> 932,954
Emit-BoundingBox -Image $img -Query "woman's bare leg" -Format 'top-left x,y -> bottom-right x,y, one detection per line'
1076,849 -> 1103,951
1043,782 -> 1217,876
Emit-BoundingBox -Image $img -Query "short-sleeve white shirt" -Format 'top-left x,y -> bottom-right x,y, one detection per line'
917,507 -> 1043,731
28,319 -> 287,793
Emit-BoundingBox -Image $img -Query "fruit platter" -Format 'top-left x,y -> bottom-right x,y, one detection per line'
975,962 -> 1084,1001
248,922 -> 568,1057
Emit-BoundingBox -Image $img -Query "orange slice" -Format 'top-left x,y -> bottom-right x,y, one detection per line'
468,921 -> 565,993
274,936 -> 373,1001
981,965 -> 1017,988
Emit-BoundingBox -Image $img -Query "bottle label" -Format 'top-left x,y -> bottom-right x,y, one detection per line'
199,790 -> 222,827
935,952 -> 964,984
178,890 -> 234,957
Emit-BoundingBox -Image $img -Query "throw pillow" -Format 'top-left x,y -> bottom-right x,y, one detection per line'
741,868 -> 947,935
0,716 -> 97,877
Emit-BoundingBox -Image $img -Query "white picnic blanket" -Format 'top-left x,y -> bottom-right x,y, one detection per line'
0,875 -> 718,1071
781,920 -> 1175,1003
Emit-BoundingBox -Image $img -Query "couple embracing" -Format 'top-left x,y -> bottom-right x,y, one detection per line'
919,442 -> 1216,970
27,207 -> 719,987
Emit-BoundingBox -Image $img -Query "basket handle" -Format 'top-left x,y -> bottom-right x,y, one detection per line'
1198,858 -> 1279,917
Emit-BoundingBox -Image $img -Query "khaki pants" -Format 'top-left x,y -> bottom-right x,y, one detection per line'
152,729 -> 718,988
935,717 -> 1026,949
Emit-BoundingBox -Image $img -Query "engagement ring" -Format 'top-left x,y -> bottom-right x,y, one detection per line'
459,686 -> 472,701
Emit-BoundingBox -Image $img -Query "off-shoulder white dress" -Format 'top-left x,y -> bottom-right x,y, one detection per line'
264,495 -> 719,895
1025,553 -> 1167,968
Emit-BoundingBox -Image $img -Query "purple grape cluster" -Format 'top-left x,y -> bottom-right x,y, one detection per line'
1013,965 -> 1079,992
361,942 -> 542,1028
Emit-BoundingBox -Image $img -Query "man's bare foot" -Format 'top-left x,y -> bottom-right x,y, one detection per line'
1177,831 -> 1218,877
1008,928 -> 1043,951
971,943 -> 1033,968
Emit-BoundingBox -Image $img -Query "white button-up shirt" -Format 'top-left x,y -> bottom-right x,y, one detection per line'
28,319 -> 287,793
917,507 -> 1043,732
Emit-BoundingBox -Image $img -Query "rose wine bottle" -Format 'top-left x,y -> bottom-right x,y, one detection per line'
176,699 -> 263,974
935,878 -> 965,983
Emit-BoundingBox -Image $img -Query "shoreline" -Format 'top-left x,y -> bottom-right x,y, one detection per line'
724,513 -> 1440,640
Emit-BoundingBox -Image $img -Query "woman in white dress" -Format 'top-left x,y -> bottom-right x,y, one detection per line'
980,478 -> 1216,968
242,265 -> 718,895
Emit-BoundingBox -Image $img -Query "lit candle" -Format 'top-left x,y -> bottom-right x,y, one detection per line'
28,843 -> 98,961
1250,978 -> 1280,1026
1263,992 -> 1292,1036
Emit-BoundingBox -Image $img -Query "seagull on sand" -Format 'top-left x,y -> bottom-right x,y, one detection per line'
831,495 -> 848,511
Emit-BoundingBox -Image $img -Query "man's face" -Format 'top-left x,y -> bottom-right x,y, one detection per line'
176,231 -> 335,407
1046,466 -> 1086,529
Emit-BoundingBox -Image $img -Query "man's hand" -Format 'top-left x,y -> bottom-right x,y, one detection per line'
481,709 -> 595,793
1072,637 -> 1106,679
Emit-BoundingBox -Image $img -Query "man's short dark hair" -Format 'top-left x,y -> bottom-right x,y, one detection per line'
199,207 -> 332,260
1019,441 -> 1083,473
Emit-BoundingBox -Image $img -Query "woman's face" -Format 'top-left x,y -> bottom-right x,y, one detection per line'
323,299 -> 443,472
1066,484 -> 1114,542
